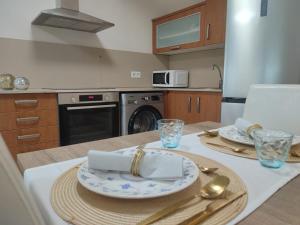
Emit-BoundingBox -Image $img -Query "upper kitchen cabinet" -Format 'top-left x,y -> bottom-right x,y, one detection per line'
152,0 -> 227,54
204,0 -> 227,45
152,3 -> 205,54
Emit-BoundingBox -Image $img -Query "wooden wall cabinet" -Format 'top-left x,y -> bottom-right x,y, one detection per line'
0,93 -> 59,159
152,0 -> 227,54
204,0 -> 227,45
164,91 -> 222,124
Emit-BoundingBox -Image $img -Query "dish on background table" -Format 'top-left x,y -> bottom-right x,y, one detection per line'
219,125 -> 300,146
77,149 -> 199,199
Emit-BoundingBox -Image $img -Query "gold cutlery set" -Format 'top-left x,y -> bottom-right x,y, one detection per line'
198,130 -> 249,154
135,135 -> 247,225
138,174 -> 245,225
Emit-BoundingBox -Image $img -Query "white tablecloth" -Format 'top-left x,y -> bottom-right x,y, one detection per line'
24,133 -> 300,225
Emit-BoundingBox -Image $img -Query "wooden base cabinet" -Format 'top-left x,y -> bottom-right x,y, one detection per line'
164,91 -> 222,124
0,93 -> 59,159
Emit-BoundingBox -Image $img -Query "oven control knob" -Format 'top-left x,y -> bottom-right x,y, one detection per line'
71,97 -> 76,103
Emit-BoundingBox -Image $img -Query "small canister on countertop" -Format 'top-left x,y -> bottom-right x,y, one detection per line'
0,73 -> 15,90
14,76 -> 30,90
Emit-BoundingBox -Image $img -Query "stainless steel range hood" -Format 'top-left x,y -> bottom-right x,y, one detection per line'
32,0 -> 114,33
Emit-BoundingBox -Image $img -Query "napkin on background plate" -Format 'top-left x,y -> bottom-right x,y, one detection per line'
234,118 -> 258,136
88,150 -> 183,180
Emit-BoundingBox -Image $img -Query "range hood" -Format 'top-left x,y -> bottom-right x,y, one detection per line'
32,0 -> 114,33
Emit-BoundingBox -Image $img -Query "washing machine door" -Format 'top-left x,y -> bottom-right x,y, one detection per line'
128,105 -> 162,134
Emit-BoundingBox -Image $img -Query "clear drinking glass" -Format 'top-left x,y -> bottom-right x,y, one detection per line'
157,119 -> 184,148
252,129 -> 293,168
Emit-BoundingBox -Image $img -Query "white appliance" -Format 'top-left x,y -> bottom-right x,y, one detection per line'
152,70 -> 189,87
221,0 -> 300,125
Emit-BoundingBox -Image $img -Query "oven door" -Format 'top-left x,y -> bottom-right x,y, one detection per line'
59,103 -> 119,146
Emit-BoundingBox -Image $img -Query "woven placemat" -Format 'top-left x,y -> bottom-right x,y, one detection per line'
51,151 -> 248,225
199,135 -> 300,162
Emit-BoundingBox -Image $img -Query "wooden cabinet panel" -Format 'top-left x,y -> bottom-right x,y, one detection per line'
204,0 -> 227,45
164,91 -> 192,122
152,0 -> 227,54
0,112 -> 14,131
0,93 -> 59,159
0,93 -> 57,112
0,95 -> 15,113
2,126 -> 59,148
152,3 -> 206,54
165,91 -> 222,124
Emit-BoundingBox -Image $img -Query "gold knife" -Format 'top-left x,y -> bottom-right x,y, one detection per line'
178,191 -> 246,225
136,194 -> 199,225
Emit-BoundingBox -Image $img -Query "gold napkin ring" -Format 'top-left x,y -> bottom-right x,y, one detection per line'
130,149 -> 145,176
246,124 -> 262,135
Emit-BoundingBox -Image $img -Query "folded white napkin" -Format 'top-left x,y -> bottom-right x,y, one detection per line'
88,150 -> 183,180
234,118 -> 261,136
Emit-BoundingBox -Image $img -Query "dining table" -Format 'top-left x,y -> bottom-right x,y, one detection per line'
17,121 -> 300,225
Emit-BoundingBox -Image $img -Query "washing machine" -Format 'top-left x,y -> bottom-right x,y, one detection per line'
121,92 -> 164,135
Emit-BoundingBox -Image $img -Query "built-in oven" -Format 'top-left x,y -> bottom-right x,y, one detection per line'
58,92 -> 119,146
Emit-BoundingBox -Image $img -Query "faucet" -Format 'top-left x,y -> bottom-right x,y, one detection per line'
212,64 -> 223,90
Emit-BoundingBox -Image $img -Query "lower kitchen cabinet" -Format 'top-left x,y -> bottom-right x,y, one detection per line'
0,93 -> 59,159
164,91 -> 222,124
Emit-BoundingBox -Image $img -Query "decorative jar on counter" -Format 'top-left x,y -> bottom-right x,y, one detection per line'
14,76 -> 30,90
0,73 -> 15,90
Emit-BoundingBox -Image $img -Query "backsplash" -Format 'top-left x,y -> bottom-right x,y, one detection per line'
0,38 -> 224,89
169,48 -> 224,88
0,38 -> 168,89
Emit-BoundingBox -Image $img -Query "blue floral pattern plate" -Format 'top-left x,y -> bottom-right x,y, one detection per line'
77,149 -> 199,199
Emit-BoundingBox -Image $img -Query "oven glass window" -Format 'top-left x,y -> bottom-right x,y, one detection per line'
60,104 -> 119,145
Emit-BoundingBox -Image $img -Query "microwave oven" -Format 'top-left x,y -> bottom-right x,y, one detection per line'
152,70 -> 189,87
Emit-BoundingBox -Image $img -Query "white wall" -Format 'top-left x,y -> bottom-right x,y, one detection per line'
0,0 -> 200,54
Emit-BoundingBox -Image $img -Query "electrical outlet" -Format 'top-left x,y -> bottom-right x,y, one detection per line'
131,71 -> 142,78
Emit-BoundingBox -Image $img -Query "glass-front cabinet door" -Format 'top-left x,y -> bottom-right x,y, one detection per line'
153,4 -> 205,54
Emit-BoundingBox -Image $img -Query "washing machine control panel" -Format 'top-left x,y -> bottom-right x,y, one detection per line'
141,96 -> 150,101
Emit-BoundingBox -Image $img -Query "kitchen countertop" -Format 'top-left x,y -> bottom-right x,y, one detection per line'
16,121 -> 300,225
0,87 -> 222,94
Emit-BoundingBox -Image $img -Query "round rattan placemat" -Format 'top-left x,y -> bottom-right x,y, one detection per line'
51,151 -> 247,225
199,135 -> 300,162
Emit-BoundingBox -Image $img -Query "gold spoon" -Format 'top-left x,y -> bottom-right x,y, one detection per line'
197,164 -> 218,174
206,142 -> 247,153
137,175 -> 230,225
198,130 -> 219,137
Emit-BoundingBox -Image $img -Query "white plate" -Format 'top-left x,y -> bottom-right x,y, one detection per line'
219,125 -> 300,146
77,149 -> 199,199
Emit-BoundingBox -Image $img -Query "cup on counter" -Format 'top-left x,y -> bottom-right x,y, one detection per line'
157,119 -> 184,148
252,129 -> 293,168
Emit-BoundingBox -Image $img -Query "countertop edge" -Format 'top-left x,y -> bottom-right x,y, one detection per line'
0,87 -> 222,94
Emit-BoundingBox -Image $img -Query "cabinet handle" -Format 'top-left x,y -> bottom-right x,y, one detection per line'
16,116 -> 40,125
170,45 -> 181,50
206,23 -> 211,40
67,104 -> 116,111
14,99 -> 38,107
17,133 -> 40,141
196,97 -> 201,113
187,96 -> 192,113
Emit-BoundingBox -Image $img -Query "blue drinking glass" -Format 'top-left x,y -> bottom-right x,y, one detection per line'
157,119 -> 184,148
252,129 -> 293,168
